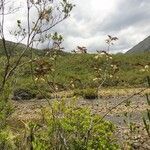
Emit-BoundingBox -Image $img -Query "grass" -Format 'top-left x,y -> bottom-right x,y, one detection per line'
0,46 -> 150,98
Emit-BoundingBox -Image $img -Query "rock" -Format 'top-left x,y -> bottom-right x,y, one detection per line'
13,89 -> 36,100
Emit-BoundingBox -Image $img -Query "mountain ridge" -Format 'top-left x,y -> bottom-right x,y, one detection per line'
0,39 -> 28,55
126,36 -> 150,53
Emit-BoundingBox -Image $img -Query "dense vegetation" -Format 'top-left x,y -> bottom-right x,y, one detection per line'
0,0 -> 150,149
0,50 -> 149,98
0,30 -> 150,150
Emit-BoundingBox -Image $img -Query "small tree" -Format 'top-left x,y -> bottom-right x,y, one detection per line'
106,35 -> 118,53
0,0 -> 74,92
0,0 -> 74,148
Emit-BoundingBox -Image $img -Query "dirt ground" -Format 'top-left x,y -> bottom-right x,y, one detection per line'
9,88 -> 150,149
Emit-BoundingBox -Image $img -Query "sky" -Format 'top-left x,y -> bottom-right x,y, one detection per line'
2,0 -> 150,53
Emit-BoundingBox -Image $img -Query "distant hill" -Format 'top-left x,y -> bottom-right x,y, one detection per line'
0,39 -> 68,56
126,36 -> 150,54
0,38 -> 150,87
0,39 -> 33,56
0,39 -> 48,56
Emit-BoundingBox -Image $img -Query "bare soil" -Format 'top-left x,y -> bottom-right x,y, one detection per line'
9,88 -> 150,149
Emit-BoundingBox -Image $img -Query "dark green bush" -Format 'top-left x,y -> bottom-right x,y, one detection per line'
74,88 -> 98,99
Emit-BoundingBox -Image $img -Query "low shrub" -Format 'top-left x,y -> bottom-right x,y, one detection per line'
22,99 -> 119,150
0,89 -> 15,149
12,88 -> 36,100
74,88 -> 98,99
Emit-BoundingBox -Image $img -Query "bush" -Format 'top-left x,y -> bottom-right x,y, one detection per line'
12,88 -> 36,100
0,89 -> 15,149
74,88 -> 98,99
24,99 -> 119,150
0,128 -> 16,150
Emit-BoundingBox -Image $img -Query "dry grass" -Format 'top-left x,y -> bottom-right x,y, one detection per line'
98,88 -> 150,97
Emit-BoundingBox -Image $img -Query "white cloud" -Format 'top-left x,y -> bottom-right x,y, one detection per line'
1,0 -> 150,53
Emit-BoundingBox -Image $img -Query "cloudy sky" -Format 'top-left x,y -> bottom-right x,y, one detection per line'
3,0 -> 150,53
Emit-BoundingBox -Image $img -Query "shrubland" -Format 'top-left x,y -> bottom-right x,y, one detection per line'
0,51 -> 149,99
0,0 -> 150,149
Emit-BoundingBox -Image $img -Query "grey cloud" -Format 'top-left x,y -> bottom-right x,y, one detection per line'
3,0 -> 150,53
97,0 -> 150,33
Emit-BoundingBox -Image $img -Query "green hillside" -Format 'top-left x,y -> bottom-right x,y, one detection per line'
43,52 -> 150,87
0,39 -> 150,96
0,51 -> 148,94
0,39 -> 43,56
0,39 -> 26,55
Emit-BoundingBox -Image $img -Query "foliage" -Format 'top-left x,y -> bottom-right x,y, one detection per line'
22,99 -> 119,150
143,77 -> 150,138
11,52 -> 150,91
0,127 -> 17,150
0,89 -> 14,149
143,105 -> 150,137
74,88 -> 98,100
0,51 -> 149,100
0,0 -> 150,149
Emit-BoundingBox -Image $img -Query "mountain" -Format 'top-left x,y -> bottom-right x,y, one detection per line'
0,39 -> 46,56
126,36 -> 150,54
0,39 -> 28,56
0,39 -> 68,56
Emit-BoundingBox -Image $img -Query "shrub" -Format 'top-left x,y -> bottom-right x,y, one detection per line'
0,128 -> 16,150
74,88 -> 98,99
24,99 -> 119,150
0,89 -> 14,149
13,88 -> 36,100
